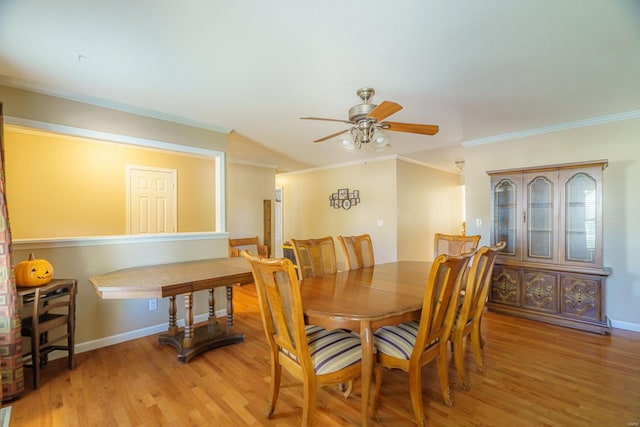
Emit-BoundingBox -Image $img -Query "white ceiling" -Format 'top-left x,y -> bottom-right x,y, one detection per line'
1,1 -> 639,172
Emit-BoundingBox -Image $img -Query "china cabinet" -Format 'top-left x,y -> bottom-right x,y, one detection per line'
488,160 -> 611,334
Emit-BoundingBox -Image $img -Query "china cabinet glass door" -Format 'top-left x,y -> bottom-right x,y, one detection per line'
492,175 -> 521,259
560,167 -> 602,267
523,172 -> 558,264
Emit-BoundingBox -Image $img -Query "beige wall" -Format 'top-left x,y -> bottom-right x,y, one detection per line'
226,161 -> 276,252
13,236 -> 229,346
0,85 -> 228,151
276,157 -> 462,269
463,117 -> 640,327
5,126 -> 216,238
227,130 -> 310,173
397,160 -> 462,261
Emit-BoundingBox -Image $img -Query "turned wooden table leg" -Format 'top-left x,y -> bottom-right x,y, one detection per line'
183,292 -> 194,349
226,285 -> 234,328
208,289 -> 219,325
167,296 -> 178,335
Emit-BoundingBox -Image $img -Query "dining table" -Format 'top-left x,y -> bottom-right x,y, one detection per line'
299,260 -> 432,425
89,257 -> 254,362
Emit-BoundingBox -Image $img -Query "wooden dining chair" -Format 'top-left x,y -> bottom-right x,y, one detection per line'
241,251 -> 363,426
372,252 -> 473,426
337,234 -> 375,270
451,241 -> 505,390
21,279 -> 77,390
433,233 -> 481,257
290,236 -> 337,279
228,236 -> 269,258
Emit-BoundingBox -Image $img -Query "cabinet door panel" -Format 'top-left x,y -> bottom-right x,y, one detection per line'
523,270 -> 558,313
491,174 -> 522,260
560,274 -> 602,321
490,265 -> 520,306
559,166 -> 603,268
523,171 -> 559,264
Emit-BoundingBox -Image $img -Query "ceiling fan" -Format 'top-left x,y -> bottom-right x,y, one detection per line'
301,87 -> 439,151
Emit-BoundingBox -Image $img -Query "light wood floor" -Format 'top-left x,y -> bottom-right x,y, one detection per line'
4,283 -> 640,426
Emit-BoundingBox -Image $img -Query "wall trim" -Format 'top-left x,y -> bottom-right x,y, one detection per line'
277,154 -> 399,176
461,109 -> 640,147
227,158 -> 278,169
13,232 -> 228,251
396,155 -> 457,174
0,77 -> 232,134
49,310 -> 227,361
609,318 -> 640,333
5,116 -> 220,157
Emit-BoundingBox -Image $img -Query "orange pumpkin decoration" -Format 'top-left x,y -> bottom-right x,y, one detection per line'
14,253 -> 54,287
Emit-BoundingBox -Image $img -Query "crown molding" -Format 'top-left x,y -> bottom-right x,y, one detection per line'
462,109 -> 640,147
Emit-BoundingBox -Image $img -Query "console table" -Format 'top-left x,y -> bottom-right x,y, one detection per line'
89,257 -> 254,362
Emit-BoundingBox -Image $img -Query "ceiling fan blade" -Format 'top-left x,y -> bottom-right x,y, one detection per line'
301,117 -> 353,124
314,129 -> 349,143
384,121 -> 439,135
367,101 -> 403,121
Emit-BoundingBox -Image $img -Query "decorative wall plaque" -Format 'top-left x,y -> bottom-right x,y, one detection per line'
330,188 -> 360,210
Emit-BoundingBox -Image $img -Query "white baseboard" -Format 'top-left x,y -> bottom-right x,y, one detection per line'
609,319 -> 640,333
44,309 -> 227,361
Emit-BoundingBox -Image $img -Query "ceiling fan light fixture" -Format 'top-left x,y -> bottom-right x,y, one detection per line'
341,131 -> 357,151
371,129 -> 391,152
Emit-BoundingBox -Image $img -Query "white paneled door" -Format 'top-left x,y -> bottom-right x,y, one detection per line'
127,165 -> 177,234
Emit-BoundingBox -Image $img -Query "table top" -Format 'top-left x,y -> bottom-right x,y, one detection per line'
89,257 -> 253,299
300,260 -> 432,326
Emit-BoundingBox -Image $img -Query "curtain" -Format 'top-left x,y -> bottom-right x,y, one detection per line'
0,103 -> 25,400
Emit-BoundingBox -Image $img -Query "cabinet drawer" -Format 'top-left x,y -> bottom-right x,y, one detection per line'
522,270 -> 558,313
490,266 -> 520,306
560,274 -> 603,321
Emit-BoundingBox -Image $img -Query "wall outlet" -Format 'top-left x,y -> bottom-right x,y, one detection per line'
148,298 -> 158,311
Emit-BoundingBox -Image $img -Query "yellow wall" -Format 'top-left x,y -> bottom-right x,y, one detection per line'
227,161 -> 276,251
397,160 -> 462,261
276,157 -> 462,269
5,126 -> 216,238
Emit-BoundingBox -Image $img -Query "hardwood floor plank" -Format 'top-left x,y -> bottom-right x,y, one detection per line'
4,283 -> 639,426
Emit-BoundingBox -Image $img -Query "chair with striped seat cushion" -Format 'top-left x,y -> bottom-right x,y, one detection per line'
337,234 -> 375,270
242,251 -> 363,427
450,242 -> 505,390
373,252 -> 473,427
290,236 -> 337,279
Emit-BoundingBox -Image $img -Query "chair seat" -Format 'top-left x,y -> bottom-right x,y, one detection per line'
281,325 -> 362,375
374,321 -> 438,360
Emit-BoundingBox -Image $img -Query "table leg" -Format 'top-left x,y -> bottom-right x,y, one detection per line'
208,289 -> 219,325
360,320 -> 373,426
226,285 -> 234,328
183,292 -> 194,349
167,296 -> 178,335
158,288 -> 244,363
